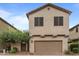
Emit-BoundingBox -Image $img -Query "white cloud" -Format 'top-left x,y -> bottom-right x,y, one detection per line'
9,15 -> 29,31
0,9 -> 11,18
0,9 -> 28,31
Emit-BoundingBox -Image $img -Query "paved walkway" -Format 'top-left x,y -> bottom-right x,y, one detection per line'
0,52 -> 30,56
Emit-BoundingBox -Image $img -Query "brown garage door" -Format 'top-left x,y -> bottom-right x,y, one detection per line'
34,40 -> 62,55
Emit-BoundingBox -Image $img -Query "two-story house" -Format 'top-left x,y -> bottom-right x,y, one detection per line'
27,3 -> 71,55
69,24 -> 79,42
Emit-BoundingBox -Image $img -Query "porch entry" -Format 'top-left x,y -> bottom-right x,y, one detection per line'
21,42 -> 26,51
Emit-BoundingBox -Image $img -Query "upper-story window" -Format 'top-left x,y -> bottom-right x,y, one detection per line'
76,27 -> 78,32
54,16 -> 63,26
34,17 -> 43,26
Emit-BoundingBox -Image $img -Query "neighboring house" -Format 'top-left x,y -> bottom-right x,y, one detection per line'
69,24 -> 79,41
0,17 -> 19,51
0,17 -> 28,52
26,3 -> 71,55
0,17 -> 18,32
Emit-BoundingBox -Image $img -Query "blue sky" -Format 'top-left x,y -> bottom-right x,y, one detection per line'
0,3 -> 79,31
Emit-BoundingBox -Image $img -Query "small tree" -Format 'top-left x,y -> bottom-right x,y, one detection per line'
0,31 -> 17,51
15,31 -> 30,51
13,31 -> 30,43
0,31 -> 30,52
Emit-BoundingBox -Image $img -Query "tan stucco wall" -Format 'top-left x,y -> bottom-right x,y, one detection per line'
29,36 -> 68,54
11,43 -> 28,52
69,26 -> 79,40
29,6 -> 69,36
0,19 -> 17,33
11,43 -> 21,52
0,20 -> 9,32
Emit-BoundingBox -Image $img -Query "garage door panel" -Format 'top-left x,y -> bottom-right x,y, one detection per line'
34,41 -> 62,55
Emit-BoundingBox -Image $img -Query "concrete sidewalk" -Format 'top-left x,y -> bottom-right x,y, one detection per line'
0,52 -> 30,56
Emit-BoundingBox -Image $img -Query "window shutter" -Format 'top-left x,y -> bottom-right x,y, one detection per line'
59,17 -> 63,26
34,17 -> 38,26
39,17 -> 43,26
54,17 -> 58,26
76,27 -> 78,32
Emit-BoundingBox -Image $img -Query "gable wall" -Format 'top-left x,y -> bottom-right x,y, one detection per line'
69,26 -> 79,39
0,19 -> 17,32
0,20 -> 9,32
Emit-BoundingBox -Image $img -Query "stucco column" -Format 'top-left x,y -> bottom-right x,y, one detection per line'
29,39 -> 34,54
63,38 -> 68,53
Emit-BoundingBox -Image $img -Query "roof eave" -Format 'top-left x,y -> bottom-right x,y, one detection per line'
0,17 -> 19,31
26,3 -> 72,19
69,24 -> 79,31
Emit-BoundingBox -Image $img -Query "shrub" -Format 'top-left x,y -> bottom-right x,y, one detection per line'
70,43 -> 79,51
72,48 -> 78,53
10,47 -> 17,53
